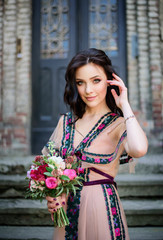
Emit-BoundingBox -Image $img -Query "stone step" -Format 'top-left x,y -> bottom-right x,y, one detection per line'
0,156 -> 33,175
0,154 -> 163,175
119,154 -> 163,174
115,173 -> 163,197
0,226 -> 163,240
0,199 -> 163,227
0,173 -> 163,198
135,154 -> 163,174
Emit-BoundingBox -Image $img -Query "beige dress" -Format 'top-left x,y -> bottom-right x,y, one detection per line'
45,112 -> 130,240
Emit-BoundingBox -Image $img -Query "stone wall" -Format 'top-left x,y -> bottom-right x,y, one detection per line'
0,0 -> 32,155
0,0 -> 162,156
127,0 -> 163,152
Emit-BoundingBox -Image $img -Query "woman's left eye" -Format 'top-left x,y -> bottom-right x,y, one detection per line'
94,79 -> 101,83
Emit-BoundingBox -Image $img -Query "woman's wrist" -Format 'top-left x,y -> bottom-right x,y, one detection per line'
119,101 -> 133,117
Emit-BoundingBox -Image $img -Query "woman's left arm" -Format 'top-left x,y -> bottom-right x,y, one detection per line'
107,73 -> 148,158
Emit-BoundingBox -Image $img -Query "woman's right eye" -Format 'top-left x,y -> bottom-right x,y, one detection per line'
76,81 -> 83,86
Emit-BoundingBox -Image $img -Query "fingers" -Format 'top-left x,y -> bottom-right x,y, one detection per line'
46,196 -> 54,201
111,89 -> 118,99
107,73 -> 126,88
46,195 -> 67,214
112,73 -> 122,82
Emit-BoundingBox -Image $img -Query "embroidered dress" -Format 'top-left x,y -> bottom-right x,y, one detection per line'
45,112 -> 130,240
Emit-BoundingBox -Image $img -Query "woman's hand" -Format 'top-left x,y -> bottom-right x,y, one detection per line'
46,194 -> 67,221
107,73 -> 128,110
107,73 -> 148,157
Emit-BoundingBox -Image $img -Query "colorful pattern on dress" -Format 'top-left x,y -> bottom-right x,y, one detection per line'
74,112 -> 118,153
60,113 -> 74,158
65,188 -> 82,240
65,168 -> 90,239
102,184 -> 125,240
80,130 -> 127,164
62,112 -> 128,165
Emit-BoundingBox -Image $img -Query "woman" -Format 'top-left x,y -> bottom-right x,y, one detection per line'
43,48 -> 148,240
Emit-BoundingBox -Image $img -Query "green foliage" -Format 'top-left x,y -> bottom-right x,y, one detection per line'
44,172 -> 54,177
46,167 -> 53,172
60,175 -> 70,181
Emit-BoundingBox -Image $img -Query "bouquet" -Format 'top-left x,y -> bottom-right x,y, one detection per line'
25,141 -> 84,227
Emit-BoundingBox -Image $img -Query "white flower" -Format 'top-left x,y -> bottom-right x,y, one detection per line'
48,164 -> 55,170
48,156 -> 65,169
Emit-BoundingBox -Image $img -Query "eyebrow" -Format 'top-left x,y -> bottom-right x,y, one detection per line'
76,75 -> 101,81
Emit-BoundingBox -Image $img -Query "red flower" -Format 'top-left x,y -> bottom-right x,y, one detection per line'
30,164 -> 48,181
34,155 -> 43,162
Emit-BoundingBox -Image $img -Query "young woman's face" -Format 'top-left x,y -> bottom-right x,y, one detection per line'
75,63 -> 108,110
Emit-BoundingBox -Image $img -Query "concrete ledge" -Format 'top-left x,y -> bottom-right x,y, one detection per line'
0,199 -> 163,227
0,226 -> 163,240
1,174 -> 163,198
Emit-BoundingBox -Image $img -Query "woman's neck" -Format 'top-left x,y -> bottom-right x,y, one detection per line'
84,105 -> 111,118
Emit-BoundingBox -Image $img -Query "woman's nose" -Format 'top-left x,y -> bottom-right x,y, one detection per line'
85,83 -> 93,94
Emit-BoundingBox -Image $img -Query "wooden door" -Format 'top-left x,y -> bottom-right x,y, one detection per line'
32,0 -> 126,154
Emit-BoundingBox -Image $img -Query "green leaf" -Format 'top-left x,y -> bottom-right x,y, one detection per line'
60,175 -> 70,181
56,187 -> 64,197
66,187 -> 69,196
44,172 -> 53,177
46,167 -> 53,172
34,162 -> 42,166
71,184 -> 76,196
72,162 -> 78,169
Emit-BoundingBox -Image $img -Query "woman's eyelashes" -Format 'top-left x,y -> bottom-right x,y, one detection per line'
76,81 -> 83,86
93,78 -> 101,83
76,78 -> 101,86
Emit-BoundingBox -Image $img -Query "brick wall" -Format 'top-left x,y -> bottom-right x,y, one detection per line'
0,0 -> 32,155
127,0 -> 163,153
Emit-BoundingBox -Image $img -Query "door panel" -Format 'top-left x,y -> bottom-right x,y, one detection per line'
32,0 -> 126,154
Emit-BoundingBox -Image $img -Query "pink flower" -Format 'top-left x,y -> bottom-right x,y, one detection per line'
107,188 -> 113,195
98,123 -> 105,130
63,169 -> 77,180
115,228 -> 121,237
66,156 -> 74,163
82,155 -> 86,161
66,133 -> 70,140
83,137 -> 89,143
111,207 -> 117,215
95,158 -> 100,163
45,177 -> 58,189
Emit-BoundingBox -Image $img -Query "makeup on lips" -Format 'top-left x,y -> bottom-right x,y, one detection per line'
85,96 -> 97,101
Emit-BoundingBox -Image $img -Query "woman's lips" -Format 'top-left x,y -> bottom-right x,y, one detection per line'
85,96 -> 96,101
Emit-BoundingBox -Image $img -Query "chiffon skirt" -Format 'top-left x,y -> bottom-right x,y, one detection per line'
53,184 -> 130,240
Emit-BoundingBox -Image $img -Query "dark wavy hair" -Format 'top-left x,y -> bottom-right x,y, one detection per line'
64,48 -> 123,118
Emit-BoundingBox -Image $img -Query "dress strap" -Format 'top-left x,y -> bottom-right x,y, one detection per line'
84,167 -> 117,189
89,167 -> 114,181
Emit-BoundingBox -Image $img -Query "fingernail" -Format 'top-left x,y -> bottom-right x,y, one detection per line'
56,203 -> 59,206
53,209 -> 56,212
62,201 -> 65,205
53,198 -> 57,201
